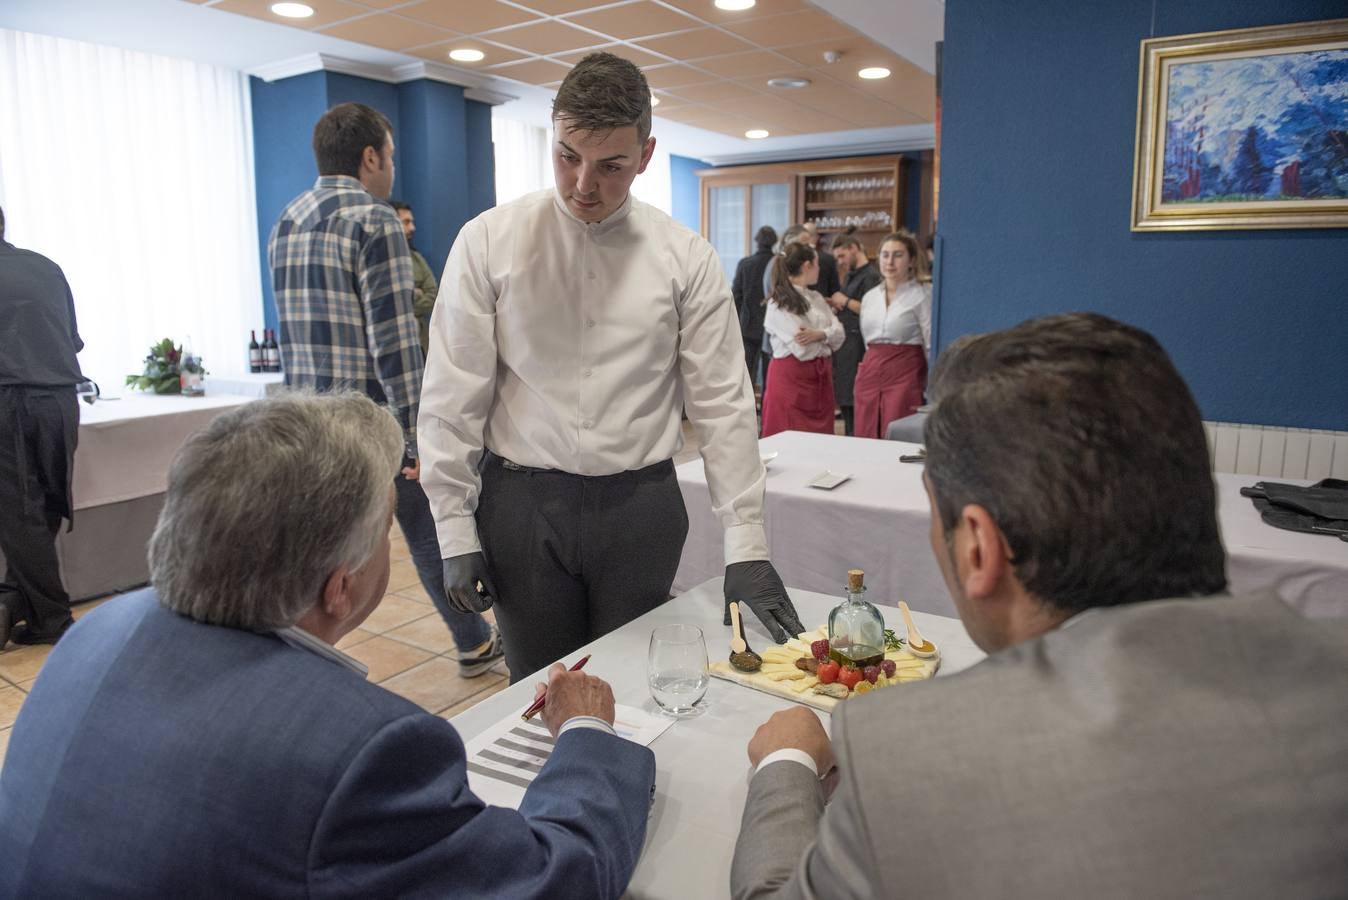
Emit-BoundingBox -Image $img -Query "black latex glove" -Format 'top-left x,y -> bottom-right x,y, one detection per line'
442,552 -> 498,613
723,560 -> 805,644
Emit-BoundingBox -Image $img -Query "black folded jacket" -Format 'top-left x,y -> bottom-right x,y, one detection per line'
1241,478 -> 1348,538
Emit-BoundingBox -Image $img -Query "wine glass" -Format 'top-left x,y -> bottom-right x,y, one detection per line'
647,624 -> 708,716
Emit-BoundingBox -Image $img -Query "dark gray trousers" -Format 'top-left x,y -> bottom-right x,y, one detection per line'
0,386 -> 77,632
476,453 -> 688,683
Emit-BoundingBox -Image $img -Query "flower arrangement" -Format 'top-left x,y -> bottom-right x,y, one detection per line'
126,338 -> 204,394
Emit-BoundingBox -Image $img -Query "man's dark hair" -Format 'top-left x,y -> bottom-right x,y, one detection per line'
390,201 -> 411,213
553,52 -> 652,144
923,312 -> 1226,614
312,103 -> 393,178
754,225 -> 777,251
832,234 -> 863,252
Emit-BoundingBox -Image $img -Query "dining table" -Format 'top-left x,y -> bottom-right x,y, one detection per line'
450,577 -> 986,900
673,430 -> 1348,619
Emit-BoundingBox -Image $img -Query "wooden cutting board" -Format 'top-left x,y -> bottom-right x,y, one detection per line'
708,626 -> 940,712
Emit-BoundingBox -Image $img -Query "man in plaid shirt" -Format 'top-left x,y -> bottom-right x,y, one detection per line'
268,102 -> 502,677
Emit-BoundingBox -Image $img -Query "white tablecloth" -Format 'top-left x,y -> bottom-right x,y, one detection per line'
674,430 -> 1348,619
450,578 -> 985,900
675,431 -> 957,617
202,372 -> 284,399
74,392 -> 254,509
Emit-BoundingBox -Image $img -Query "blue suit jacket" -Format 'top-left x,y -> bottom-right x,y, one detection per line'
0,590 -> 656,898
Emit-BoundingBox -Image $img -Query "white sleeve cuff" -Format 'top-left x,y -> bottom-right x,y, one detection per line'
724,522 -> 769,565
435,514 -> 482,559
557,716 -> 618,738
754,748 -> 818,778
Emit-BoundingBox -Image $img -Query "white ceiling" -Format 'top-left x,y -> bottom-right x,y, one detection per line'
0,0 -> 941,162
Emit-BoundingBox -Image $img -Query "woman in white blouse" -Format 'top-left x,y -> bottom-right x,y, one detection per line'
853,231 -> 932,438
761,242 -> 845,437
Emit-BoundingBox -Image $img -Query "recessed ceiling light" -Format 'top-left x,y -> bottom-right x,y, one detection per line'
651,95 -> 661,106
715,0 -> 756,10
449,48 -> 486,62
745,128 -> 769,139
269,2 -> 314,18
766,76 -> 811,89
858,66 -> 891,80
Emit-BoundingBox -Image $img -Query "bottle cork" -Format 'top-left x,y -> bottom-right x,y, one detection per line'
847,569 -> 865,591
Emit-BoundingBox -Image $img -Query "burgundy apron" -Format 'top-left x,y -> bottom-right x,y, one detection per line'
853,343 -> 926,439
761,356 -> 835,438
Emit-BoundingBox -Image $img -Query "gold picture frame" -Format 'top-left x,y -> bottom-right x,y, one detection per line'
1131,18 -> 1348,231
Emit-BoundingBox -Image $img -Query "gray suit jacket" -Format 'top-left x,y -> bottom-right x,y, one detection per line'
732,592 -> 1348,899
0,589 -> 656,898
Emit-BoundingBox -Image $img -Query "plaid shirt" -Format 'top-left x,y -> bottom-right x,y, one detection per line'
268,175 -> 424,452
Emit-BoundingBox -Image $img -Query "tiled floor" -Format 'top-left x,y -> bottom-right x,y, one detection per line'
0,529 -> 509,768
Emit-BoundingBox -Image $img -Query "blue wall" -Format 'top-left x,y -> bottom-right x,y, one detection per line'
250,71 -> 325,335
939,0 -> 1347,429
670,153 -> 706,233
250,71 -> 497,331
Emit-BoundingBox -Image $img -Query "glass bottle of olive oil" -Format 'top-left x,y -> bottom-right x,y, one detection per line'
828,569 -> 886,668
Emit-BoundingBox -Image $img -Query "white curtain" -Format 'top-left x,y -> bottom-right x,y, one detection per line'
491,113 -> 672,215
0,28 -> 262,387
492,115 -> 552,206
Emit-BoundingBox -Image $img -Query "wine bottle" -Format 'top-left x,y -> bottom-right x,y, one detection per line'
248,330 -> 262,373
264,329 -> 281,373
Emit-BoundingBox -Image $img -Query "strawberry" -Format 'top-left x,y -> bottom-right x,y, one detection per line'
810,638 -> 830,661
837,665 -> 863,690
817,661 -> 840,684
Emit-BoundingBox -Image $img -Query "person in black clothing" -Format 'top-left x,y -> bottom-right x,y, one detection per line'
732,225 -> 778,390
800,221 -> 841,298
825,234 -> 884,435
0,206 -> 84,648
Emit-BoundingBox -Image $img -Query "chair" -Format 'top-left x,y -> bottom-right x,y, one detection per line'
884,410 -> 928,444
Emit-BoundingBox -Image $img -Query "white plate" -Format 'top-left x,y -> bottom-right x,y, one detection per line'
760,451 -> 779,465
807,470 -> 851,490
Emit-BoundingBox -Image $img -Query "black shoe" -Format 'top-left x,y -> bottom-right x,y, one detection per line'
0,598 -> 12,650
11,618 -> 73,647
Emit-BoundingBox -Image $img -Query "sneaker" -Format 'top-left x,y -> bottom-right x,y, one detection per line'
457,625 -> 506,678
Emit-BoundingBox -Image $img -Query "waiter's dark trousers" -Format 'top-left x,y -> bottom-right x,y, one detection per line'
0,386 -> 77,632
476,453 -> 689,683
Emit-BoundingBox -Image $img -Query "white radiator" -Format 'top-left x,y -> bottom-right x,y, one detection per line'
1204,422 -> 1348,479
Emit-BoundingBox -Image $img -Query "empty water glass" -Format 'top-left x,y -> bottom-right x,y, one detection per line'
647,624 -> 708,716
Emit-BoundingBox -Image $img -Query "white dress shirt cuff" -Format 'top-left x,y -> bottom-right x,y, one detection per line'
557,716 -> 618,737
724,522 -> 769,565
436,514 -> 483,559
754,748 -> 819,778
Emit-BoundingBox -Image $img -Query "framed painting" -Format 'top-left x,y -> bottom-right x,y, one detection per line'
1132,18 -> 1348,231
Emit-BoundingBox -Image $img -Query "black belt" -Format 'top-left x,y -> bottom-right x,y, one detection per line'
486,450 -> 673,481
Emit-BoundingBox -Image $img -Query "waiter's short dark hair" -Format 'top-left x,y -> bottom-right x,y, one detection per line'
313,103 -> 393,177
923,312 -> 1226,613
390,201 -> 411,213
754,226 -> 777,251
553,52 -> 652,144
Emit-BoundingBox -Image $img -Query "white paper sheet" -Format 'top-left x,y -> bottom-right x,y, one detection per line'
464,704 -> 674,808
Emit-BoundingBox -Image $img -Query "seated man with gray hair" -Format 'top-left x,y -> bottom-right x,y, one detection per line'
0,392 -> 655,898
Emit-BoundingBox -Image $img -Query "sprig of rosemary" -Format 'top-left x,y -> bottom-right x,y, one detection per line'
884,628 -> 906,651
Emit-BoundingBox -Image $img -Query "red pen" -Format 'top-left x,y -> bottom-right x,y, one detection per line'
521,654 -> 591,721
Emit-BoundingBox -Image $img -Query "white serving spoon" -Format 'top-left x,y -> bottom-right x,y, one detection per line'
897,601 -> 938,658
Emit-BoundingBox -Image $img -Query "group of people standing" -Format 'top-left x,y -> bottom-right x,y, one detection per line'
733,223 -> 932,440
